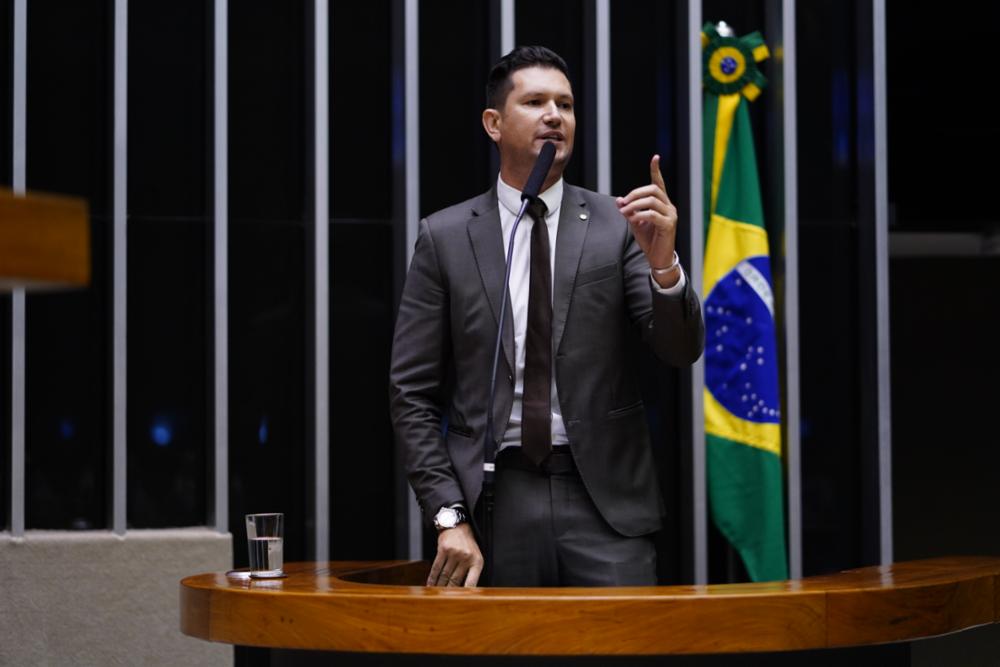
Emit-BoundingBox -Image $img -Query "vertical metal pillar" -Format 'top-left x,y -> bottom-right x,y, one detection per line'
594,0 -> 610,195
112,0 -> 128,536
212,0 -> 229,535
500,0 -> 514,55
872,0 -> 893,566
403,0 -> 422,560
312,0 -> 331,563
9,0 -> 27,538
779,0 -> 803,581
686,0 -> 706,585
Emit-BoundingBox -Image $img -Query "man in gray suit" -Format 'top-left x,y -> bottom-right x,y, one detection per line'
390,46 -> 704,588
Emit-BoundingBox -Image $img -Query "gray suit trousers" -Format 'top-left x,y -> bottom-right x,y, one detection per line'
490,448 -> 657,587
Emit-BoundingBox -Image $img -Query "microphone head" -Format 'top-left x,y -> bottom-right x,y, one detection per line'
521,141 -> 557,201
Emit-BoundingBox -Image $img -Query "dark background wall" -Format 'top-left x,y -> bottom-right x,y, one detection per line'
887,2 -> 1000,562
23,0 -> 112,531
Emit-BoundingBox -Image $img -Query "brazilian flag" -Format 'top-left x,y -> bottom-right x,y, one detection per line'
702,23 -> 788,582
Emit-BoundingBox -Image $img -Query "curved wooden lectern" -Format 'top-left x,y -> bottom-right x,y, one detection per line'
180,556 -> 1000,655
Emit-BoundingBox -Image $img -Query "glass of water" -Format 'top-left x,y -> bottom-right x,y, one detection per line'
246,512 -> 284,578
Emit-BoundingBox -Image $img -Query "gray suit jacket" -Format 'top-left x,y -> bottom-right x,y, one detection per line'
389,183 -> 704,537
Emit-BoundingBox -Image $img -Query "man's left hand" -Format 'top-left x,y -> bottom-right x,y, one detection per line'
616,155 -> 680,289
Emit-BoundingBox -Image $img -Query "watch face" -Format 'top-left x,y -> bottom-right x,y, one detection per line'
437,508 -> 458,528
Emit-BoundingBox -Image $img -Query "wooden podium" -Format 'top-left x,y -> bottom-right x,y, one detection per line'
180,556 -> 1000,655
0,188 -> 90,290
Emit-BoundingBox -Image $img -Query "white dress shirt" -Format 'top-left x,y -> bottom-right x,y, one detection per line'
496,175 -> 687,450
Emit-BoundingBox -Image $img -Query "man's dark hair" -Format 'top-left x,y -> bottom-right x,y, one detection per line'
486,45 -> 570,110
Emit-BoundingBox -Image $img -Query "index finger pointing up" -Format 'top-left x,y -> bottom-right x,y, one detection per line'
650,154 -> 671,202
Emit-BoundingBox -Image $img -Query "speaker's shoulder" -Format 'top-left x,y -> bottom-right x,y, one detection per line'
424,189 -> 497,233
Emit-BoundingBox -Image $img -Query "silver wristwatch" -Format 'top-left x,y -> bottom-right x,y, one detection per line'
433,505 -> 467,531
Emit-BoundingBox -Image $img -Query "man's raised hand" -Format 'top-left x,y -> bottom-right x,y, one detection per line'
615,155 -> 680,288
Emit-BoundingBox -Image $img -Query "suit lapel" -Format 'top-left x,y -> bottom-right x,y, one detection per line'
466,191 -> 514,372
553,185 -> 589,353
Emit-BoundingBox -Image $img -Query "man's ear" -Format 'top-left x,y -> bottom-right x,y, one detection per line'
482,108 -> 501,144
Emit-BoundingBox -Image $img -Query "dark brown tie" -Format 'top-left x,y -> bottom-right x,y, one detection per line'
522,198 -> 552,465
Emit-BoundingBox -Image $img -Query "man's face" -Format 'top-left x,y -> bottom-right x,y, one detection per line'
489,66 -> 576,179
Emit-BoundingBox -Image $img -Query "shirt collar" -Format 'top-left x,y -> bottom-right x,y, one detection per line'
497,174 -> 563,219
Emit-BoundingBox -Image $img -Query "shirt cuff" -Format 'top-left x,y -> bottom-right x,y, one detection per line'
649,267 -> 687,296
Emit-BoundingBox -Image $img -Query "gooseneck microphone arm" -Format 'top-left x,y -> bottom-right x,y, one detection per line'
483,196 -> 530,464
481,141 -> 556,585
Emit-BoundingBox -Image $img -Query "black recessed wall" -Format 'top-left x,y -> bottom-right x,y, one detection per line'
890,258 -> 1000,562
24,0 -> 111,530
796,0 -> 866,575
1,0 -> 12,187
328,0 -> 398,560
125,0 -> 210,529
417,0 -> 492,216
228,0 -> 309,567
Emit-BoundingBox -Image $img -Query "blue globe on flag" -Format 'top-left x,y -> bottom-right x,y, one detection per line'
704,255 -> 780,425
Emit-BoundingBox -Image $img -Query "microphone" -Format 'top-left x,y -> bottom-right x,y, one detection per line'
481,141 -> 556,583
520,140 -> 557,203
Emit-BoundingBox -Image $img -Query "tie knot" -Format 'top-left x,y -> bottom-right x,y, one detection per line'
527,198 -> 548,223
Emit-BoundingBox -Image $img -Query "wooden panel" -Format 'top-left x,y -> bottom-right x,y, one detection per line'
990,561 -> 1000,624
827,577 -> 994,646
178,584 -> 212,640
805,557 -> 1000,647
0,188 -> 90,290
338,560 -> 431,585
179,557 -> 1000,655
